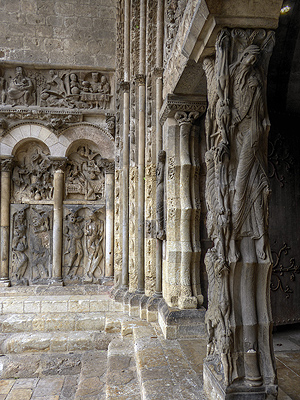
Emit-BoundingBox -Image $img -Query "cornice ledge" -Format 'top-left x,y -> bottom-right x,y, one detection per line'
159,94 -> 207,126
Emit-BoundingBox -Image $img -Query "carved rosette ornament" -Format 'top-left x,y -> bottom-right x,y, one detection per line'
203,29 -> 277,399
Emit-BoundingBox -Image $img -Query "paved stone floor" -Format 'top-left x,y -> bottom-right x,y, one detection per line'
0,326 -> 300,399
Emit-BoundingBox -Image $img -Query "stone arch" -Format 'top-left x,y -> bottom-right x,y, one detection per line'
62,124 -> 114,160
1,123 -> 71,157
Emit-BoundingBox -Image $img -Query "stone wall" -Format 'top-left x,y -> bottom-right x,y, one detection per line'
0,0 -> 117,68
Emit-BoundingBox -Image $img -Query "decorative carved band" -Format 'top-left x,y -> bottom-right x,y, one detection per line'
159,94 -> 206,125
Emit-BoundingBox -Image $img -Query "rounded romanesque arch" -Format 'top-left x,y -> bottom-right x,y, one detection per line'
62,124 -> 114,160
1,123 -> 71,157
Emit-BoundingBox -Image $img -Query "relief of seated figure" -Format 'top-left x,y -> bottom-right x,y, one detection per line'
7,66 -> 35,106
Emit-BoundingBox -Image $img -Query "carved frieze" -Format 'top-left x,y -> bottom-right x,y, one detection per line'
63,206 -> 105,283
0,66 -> 113,111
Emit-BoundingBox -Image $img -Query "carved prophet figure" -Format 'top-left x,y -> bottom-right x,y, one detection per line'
203,29 -> 277,397
64,211 -> 84,278
156,150 -> 166,240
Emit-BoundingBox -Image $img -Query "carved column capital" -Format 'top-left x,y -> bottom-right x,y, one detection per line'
153,67 -> 163,78
175,111 -> 199,126
49,157 -> 68,172
159,94 -> 206,125
104,161 -> 115,174
135,74 -> 146,85
121,81 -> 130,92
0,156 -> 14,172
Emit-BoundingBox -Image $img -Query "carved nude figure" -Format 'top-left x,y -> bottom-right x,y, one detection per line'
84,214 -> 104,282
64,211 -> 84,278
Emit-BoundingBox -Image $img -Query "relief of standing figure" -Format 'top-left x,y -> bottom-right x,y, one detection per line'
84,213 -> 104,282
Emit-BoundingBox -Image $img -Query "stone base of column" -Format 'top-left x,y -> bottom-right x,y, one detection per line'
203,360 -> 278,400
146,295 -> 163,322
139,294 -> 149,320
110,286 -> 128,303
178,295 -> 197,310
158,298 -> 206,339
49,278 -> 64,286
0,278 -> 10,287
129,292 -> 145,317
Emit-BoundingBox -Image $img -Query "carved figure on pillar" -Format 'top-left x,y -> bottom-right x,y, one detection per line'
156,150 -> 166,240
203,29 -> 277,398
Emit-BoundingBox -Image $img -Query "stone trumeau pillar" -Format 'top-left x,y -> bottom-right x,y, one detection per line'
203,29 -> 277,399
0,157 -> 13,287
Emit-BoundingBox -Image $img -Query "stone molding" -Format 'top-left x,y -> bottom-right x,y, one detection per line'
159,94 -> 206,125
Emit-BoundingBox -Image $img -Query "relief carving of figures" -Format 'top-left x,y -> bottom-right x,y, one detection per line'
0,66 -> 112,110
64,211 -> 84,279
156,150 -> 166,240
7,66 -> 35,106
203,29 -> 277,394
66,145 -> 105,201
84,212 -> 104,282
9,205 -> 53,285
11,208 -> 29,284
12,142 -> 53,203
63,207 -> 105,283
30,207 -> 51,281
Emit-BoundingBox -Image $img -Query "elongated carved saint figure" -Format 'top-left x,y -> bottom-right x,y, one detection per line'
203,29 -> 277,397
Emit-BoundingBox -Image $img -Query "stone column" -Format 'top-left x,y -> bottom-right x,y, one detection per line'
52,169 -> 64,285
175,111 -> 199,310
122,81 -> 130,290
203,28 -> 277,399
0,157 -> 13,287
105,162 -> 115,277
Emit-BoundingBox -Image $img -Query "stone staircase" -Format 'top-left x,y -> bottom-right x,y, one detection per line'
0,285 -> 208,399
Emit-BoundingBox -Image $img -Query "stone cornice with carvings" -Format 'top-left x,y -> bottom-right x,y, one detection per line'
159,94 -> 206,126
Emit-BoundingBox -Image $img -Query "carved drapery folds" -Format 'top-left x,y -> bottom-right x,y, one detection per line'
203,29 -> 277,398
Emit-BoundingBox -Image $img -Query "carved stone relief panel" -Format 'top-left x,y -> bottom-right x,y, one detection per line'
10,204 -> 53,285
0,66 -> 113,111
65,143 -> 105,201
63,206 -> 105,283
12,141 -> 53,203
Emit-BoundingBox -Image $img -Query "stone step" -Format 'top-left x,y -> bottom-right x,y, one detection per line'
0,293 -> 122,314
105,312 -> 150,336
0,330 -> 113,354
133,324 -> 206,400
106,336 -> 141,399
0,312 -> 106,333
0,349 -> 109,382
